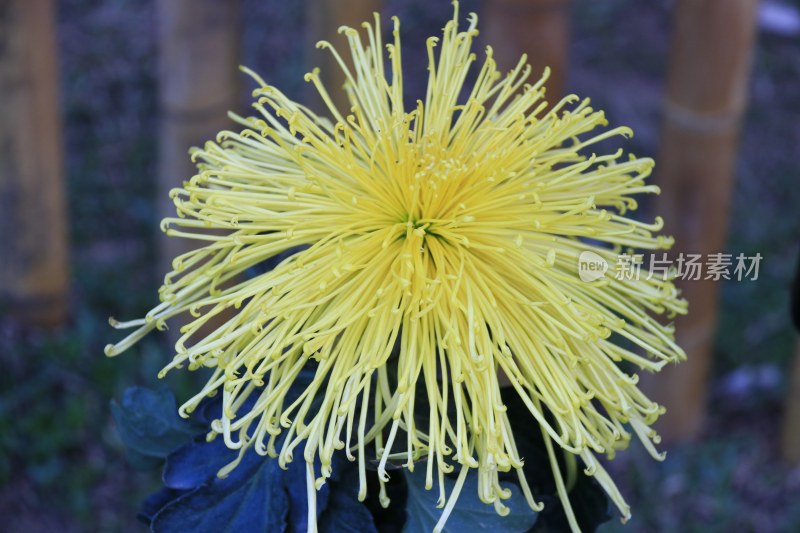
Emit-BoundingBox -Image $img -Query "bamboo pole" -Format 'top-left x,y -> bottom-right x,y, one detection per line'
781,257 -> 800,463
482,0 -> 569,389
647,0 -> 758,442
482,0 -> 571,102
155,0 -> 239,342
782,339 -> 800,464
0,0 -> 69,327
155,0 -> 239,278
306,0 -> 382,113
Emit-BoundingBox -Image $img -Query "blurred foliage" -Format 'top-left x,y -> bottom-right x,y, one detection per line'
600,428 -> 800,533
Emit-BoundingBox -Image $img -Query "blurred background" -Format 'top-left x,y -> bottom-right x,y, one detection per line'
0,0 -> 799,531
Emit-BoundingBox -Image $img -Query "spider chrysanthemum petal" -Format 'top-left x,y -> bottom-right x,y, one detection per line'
109,4 -> 686,532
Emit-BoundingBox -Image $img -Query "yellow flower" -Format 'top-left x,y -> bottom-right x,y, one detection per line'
108,3 -> 686,531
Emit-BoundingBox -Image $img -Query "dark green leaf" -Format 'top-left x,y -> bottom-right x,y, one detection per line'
111,386 -> 201,467
500,389 -> 610,532
152,445 -> 289,533
162,436 -> 235,490
318,466 -> 378,533
403,468 -> 538,533
138,488 -> 184,525
146,384 -> 375,533
529,471 -> 610,533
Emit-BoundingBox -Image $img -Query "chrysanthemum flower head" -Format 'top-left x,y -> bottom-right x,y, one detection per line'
108,3 -> 686,531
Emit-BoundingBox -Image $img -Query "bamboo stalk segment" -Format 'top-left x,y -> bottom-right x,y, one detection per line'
482,0 -> 571,102
155,0 -> 240,276
482,0 -> 568,389
782,339 -> 800,464
0,0 -> 69,327
782,258 -> 800,463
306,0 -> 382,113
155,0 -> 239,342
647,0 -> 759,442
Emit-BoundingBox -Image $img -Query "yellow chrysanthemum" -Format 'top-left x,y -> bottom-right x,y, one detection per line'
108,4 -> 686,532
